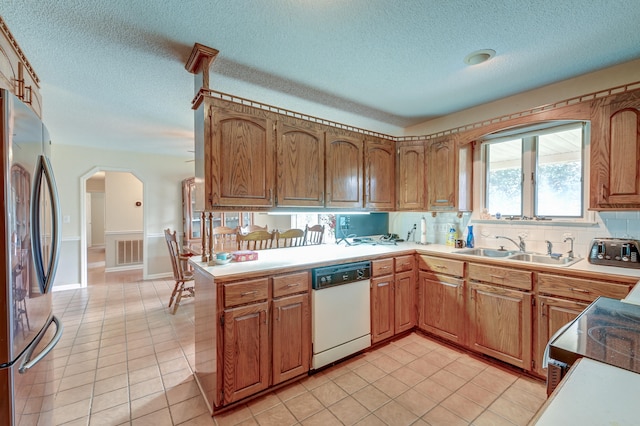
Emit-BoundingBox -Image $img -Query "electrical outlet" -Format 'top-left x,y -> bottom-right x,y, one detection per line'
436,224 -> 448,233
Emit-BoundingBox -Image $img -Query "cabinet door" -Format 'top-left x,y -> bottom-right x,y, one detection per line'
535,296 -> 587,377
396,141 -> 425,210
468,282 -> 532,370
325,134 -> 363,208
371,275 -> 394,344
395,270 -> 415,334
272,293 -> 310,384
223,301 -> 270,404
364,138 -> 395,210
209,108 -> 275,207
276,123 -> 325,207
591,92 -> 640,208
418,271 -> 464,345
427,138 -> 456,210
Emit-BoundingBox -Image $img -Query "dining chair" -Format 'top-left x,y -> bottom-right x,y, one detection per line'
239,224 -> 268,234
164,228 -> 195,314
212,226 -> 238,252
237,230 -> 276,250
304,224 -> 325,245
276,228 -> 305,248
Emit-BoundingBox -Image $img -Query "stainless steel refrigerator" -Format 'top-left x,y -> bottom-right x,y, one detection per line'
0,89 -> 62,425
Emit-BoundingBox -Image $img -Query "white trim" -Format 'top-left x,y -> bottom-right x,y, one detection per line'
61,236 -> 81,241
146,272 -> 173,280
105,264 -> 143,273
52,283 -> 82,292
104,230 -> 144,236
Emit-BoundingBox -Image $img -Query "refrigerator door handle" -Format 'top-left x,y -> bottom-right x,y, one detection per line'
18,315 -> 63,374
31,154 -> 61,294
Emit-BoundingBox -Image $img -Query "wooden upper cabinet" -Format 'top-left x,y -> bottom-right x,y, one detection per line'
427,137 -> 472,212
364,138 -> 395,210
591,91 -> 640,209
325,133 -> 364,208
276,122 -> 325,207
208,106 -> 275,208
396,141 -> 426,210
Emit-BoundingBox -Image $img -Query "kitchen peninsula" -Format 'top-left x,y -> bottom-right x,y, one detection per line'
190,241 -> 640,414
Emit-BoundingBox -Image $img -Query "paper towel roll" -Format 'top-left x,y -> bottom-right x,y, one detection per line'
420,217 -> 427,244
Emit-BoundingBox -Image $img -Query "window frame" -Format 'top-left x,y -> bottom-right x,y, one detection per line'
481,121 -> 589,220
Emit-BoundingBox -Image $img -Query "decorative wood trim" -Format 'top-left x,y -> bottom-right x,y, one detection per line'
0,16 -> 39,86
185,43 -> 219,90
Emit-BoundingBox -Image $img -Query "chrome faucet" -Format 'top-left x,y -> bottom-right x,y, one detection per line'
564,237 -> 575,259
545,240 -> 553,256
496,235 -> 526,252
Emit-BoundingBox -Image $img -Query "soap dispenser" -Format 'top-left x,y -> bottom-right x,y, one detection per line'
446,225 -> 457,246
466,225 -> 475,248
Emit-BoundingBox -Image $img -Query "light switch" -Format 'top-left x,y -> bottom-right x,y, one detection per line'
63,215 -> 71,223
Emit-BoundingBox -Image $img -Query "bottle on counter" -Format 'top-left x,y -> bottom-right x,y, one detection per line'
446,225 -> 457,246
466,225 -> 474,248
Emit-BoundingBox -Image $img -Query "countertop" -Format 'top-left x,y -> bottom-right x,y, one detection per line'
530,357 -> 640,425
190,241 -> 640,282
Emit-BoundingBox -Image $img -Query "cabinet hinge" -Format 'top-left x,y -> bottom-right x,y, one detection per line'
532,298 -> 535,307
220,315 -> 225,326
532,360 -> 536,370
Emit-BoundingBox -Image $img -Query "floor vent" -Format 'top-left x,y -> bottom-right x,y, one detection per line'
116,239 -> 143,265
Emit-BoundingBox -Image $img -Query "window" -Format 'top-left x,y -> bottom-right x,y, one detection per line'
483,122 -> 586,219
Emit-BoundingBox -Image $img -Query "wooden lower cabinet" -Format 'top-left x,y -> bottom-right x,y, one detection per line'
468,282 -> 532,370
371,274 -> 395,344
418,271 -> 465,345
272,293 -> 310,384
395,270 -> 416,334
222,301 -> 270,405
370,257 -> 416,344
534,296 -> 588,377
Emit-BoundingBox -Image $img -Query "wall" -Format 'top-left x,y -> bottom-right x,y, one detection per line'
104,172 -> 143,269
51,144 -> 192,289
391,58 -> 640,260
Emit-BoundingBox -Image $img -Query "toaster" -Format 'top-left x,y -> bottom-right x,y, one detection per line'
588,238 -> 640,269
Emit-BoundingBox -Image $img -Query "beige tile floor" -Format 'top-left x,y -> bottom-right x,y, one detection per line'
49,250 -> 546,425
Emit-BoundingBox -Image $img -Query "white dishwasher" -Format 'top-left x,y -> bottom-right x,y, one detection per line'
311,261 -> 371,370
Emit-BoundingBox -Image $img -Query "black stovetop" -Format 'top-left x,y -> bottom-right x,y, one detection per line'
549,297 -> 640,374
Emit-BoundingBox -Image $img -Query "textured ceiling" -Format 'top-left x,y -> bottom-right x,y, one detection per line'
3,1 -> 640,158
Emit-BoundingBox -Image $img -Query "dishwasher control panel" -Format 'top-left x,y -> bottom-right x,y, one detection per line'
312,261 -> 371,290
588,238 -> 640,268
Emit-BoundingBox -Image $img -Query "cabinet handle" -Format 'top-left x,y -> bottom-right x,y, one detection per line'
320,192 -> 324,203
269,189 -> 273,203
490,274 -> 505,281
377,282 -> 390,287
286,283 -> 300,288
570,287 -> 591,294
380,266 -> 391,270
434,265 -> 447,270
241,291 -> 258,297
276,306 -> 281,321
601,184 -> 608,200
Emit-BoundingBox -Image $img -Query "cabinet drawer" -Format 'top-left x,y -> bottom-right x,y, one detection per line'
418,255 -> 464,277
372,258 -> 394,276
395,255 -> 414,273
224,278 -> 269,307
468,263 -> 532,291
538,273 -> 631,302
272,272 -> 310,298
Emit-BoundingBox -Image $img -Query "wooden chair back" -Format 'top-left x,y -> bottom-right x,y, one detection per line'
239,224 -> 268,234
212,226 -> 238,252
237,230 -> 276,250
304,224 -> 325,245
164,228 -> 190,281
276,228 -> 305,248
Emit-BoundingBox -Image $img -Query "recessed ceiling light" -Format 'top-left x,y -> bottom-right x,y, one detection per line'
464,49 -> 496,66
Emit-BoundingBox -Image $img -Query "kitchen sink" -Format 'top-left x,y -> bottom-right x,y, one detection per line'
456,247 -> 583,267
507,253 -> 583,267
456,248 -> 517,258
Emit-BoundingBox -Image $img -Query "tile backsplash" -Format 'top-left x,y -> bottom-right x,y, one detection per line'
389,211 -> 640,258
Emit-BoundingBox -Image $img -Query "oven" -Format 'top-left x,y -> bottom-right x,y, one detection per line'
311,261 -> 371,370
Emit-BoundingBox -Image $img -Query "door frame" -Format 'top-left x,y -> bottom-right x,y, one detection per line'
80,166 -> 145,287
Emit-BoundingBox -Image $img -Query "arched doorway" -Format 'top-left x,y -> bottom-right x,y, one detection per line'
81,168 -> 144,286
